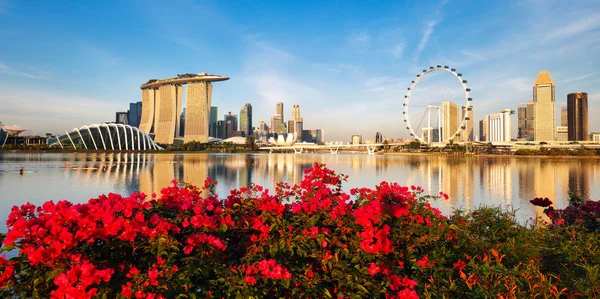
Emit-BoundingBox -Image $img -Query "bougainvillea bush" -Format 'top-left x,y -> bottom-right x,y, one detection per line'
1,163 -> 599,298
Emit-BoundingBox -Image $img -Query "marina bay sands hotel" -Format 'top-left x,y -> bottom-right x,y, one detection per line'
139,73 -> 229,145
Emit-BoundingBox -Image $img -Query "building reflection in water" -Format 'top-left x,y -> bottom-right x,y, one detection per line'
49,153 -> 596,221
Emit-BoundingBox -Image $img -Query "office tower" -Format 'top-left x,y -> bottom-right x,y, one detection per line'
277,102 -> 284,122
224,113 -> 238,132
533,71 -> 555,141
116,112 -> 129,125
153,84 -> 183,145
375,132 -> 382,143
442,101 -> 459,142
240,104 -> 252,137
485,109 -> 512,142
128,102 -> 142,128
525,101 -> 535,140
461,105 -> 473,142
271,114 -> 284,134
292,105 -> 300,119
180,108 -> 186,137
479,118 -> 488,142
209,106 -> 218,137
217,120 -> 225,139
287,120 -> 295,134
567,92 -> 588,141
517,104 -> 526,139
560,106 -> 568,127
351,134 -> 362,145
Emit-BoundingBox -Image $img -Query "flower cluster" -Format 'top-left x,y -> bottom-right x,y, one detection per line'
530,197 -> 553,207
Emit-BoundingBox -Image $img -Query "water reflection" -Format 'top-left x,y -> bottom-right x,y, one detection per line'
1,153 -> 599,231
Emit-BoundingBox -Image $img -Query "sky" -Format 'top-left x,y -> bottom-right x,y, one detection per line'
0,0 -> 599,141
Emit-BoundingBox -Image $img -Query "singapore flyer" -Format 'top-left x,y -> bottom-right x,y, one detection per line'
403,65 -> 472,144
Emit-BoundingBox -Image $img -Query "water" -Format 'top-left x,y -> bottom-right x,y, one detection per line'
1,152 -> 599,233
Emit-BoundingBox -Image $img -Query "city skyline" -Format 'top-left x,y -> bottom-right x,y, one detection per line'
0,1 -> 599,141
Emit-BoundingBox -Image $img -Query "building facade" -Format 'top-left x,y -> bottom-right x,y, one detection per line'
485,109 -> 512,142
556,126 -> 568,141
442,101 -> 459,142
351,134 -> 362,145
240,103 -> 253,137
128,102 -> 142,128
567,92 -> 588,141
375,132 -> 382,143
461,105 -> 473,142
139,73 -> 229,145
560,106 -> 568,127
479,118 -> 489,142
533,71 -> 555,141
116,112 -> 129,125
209,106 -> 218,138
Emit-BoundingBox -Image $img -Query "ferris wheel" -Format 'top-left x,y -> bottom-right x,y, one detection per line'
402,65 -> 472,143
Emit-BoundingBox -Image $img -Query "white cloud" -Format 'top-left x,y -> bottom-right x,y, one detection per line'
545,14 -> 600,41
564,72 -> 599,84
0,60 -> 47,79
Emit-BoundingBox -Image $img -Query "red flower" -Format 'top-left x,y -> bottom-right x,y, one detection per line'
453,260 -> 466,271
368,263 -> 380,276
416,255 -> 430,268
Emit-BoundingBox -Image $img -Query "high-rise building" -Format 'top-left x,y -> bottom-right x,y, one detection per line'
287,120 -> 295,134
567,92 -> 588,141
277,102 -> 284,121
533,71 -> 555,141
292,105 -> 300,119
479,118 -> 489,142
442,101 -> 459,142
525,101 -> 535,140
209,106 -> 218,138
270,114 -> 283,134
217,120 -> 225,139
560,106 -> 568,127
180,108 -> 186,137
116,112 -> 129,125
225,113 -> 238,131
517,104 -> 526,139
240,104 -> 253,137
461,105 -> 473,142
483,109 -> 512,142
351,134 -> 362,145
128,102 -> 142,128
375,132 -> 382,143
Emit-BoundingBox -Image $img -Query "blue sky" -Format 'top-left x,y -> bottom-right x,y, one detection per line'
0,0 -> 599,141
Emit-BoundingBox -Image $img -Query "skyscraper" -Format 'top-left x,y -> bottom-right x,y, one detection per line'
525,101 -> 535,140
560,106 -> 568,127
567,92 -> 588,141
442,101 -> 459,142
533,71 -> 555,141
461,105 -> 473,142
517,104 -> 526,139
209,106 -> 218,138
270,114 -> 284,134
128,102 -> 142,128
116,112 -> 129,125
375,132 -> 382,143
224,113 -> 238,133
287,120 -> 295,134
479,118 -> 489,142
240,103 -> 253,137
292,105 -> 300,119
277,102 -> 284,122
292,104 -> 303,141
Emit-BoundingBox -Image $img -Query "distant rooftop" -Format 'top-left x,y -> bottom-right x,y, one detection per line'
140,73 -> 229,89
534,71 -> 554,86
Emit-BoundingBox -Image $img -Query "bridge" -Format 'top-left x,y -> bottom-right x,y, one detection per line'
259,143 -> 385,155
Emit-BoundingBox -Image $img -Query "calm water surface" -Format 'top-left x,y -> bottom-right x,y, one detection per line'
1,152 -> 599,232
